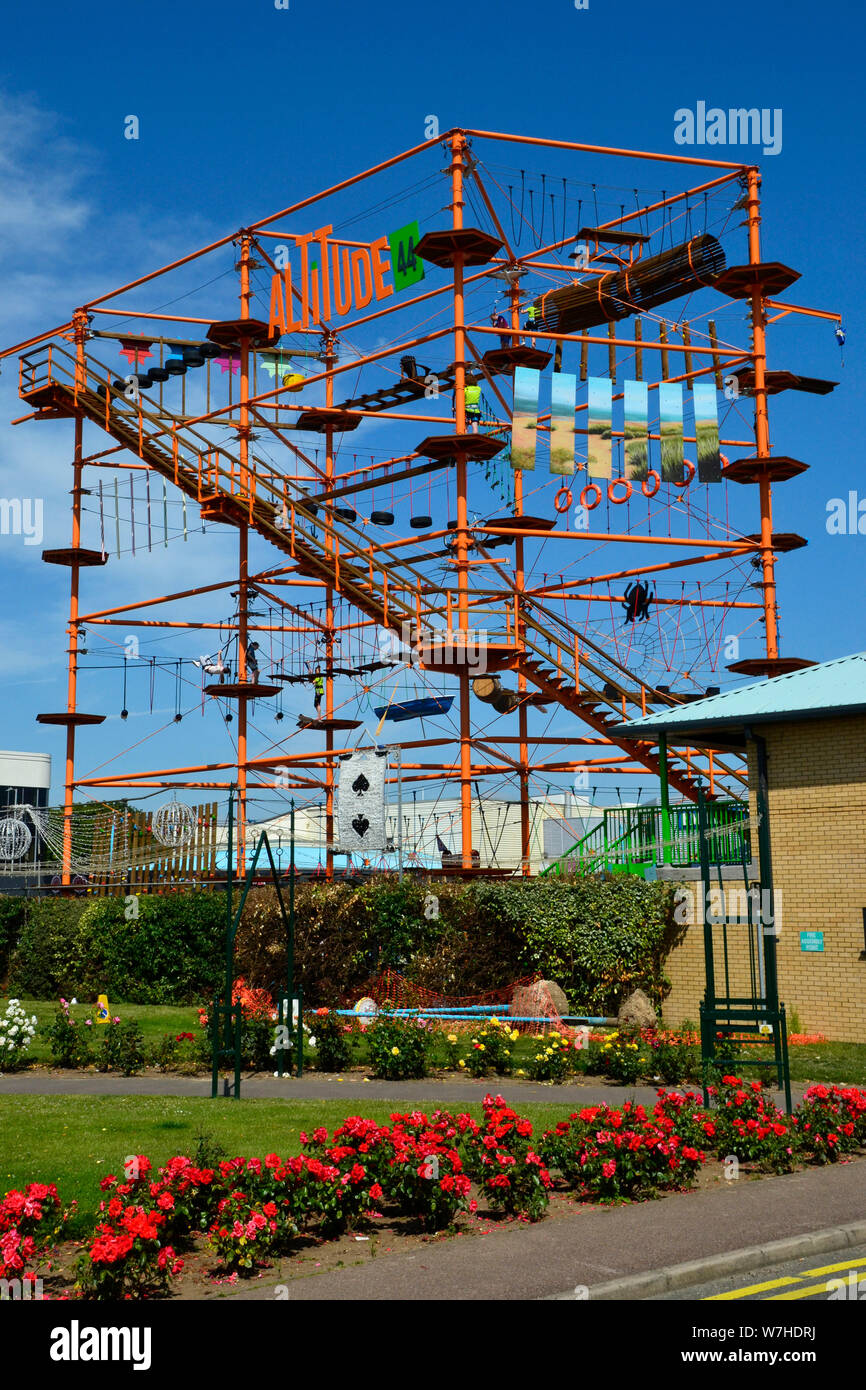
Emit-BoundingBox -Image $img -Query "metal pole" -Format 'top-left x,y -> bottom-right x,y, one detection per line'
287,798 -> 295,1067
395,746 -> 403,880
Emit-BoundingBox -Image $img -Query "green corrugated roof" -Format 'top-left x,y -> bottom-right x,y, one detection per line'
615,652 -> 866,736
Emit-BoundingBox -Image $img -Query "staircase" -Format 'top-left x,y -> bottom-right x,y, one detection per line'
20,341 -> 748,804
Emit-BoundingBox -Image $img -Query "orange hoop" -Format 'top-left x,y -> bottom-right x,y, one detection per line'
607,478 -> 632,504
641,470 -> 661,498
553,486 -> 573,514
580,482 -> 603,510
672,460 -> 696,490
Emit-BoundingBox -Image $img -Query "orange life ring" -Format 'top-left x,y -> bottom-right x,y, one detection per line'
553,486 -> 572,514
607,478 -> 632,504
580,483 -> 603,510
672,459 -> 696,489
641,470 -> 661,498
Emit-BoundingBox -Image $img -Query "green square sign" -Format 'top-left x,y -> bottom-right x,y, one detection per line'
799,931 -> 824,952
388,221 -> 425,293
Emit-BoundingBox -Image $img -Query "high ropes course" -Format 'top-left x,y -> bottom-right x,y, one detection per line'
0,127 -> 840,882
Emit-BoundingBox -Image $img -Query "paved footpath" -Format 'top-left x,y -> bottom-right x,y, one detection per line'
0,1071 -> 807,1109
248,1158 -> 866,1302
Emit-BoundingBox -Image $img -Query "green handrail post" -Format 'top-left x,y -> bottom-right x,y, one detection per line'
233,1004 -> 242,1100
296,984 -> 304,1077
210,995 -> 219,1099
659,734 -> 672,865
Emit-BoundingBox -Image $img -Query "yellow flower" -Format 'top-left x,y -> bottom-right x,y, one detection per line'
478,1044 -> 485,1051
391,1047 -> 400,1056
550,1031 -> 560,1039
458,1059 -> 466,1069
516,1069 -> 526,1077
503,1050 -> 510,1057
447,1034 -> 458,1044
510,1031 -> 519,1042
490,1017 -> 500,1026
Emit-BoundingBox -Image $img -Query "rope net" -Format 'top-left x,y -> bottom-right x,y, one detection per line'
355,968 -> 582,1037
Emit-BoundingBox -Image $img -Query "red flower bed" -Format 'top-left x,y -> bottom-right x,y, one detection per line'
9,1082 -> 866,1298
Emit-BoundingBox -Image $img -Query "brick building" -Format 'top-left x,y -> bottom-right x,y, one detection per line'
618,653 -> 866,1041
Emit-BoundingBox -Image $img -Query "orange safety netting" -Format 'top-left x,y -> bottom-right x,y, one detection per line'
353,969 -> 583,1037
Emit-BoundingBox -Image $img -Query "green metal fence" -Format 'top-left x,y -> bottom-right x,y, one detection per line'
542,799 -> 751,878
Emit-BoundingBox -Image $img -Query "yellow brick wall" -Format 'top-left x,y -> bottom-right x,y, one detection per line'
663,714 -> 866,1042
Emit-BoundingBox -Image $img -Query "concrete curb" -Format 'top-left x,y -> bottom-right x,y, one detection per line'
548,1219 -> 866,1300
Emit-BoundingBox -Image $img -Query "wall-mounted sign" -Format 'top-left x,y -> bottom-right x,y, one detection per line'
268,220 -> 422,335
799,930 -> 824,953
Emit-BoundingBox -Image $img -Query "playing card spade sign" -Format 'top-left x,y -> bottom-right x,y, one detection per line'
337,751 -> 386,853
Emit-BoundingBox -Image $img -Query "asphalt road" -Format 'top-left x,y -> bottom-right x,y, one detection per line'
659,1244 -> 866,1302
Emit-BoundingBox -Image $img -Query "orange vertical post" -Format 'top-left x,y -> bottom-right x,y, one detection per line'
61,309 -> 89,885
236,233 -> 252,872
746,167 -> 779,661
324,340 -> 336,881
510,276 -> 531,875
450,132 -> 474,871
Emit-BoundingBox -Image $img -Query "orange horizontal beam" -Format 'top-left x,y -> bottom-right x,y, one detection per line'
462,127 -> 750,170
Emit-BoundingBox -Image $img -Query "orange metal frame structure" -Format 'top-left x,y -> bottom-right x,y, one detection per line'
1,128 -> 836,883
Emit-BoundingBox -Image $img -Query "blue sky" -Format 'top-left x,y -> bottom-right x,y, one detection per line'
0,0 -> 862,821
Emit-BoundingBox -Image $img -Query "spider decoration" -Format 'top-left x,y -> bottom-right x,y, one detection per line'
622,580 -> 655,626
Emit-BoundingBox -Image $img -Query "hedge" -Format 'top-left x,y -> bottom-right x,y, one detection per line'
1,874 -> 682,1013
7,893 -> 225,1005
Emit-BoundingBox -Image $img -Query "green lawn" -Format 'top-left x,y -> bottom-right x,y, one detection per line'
0,1094 -> 568,1236
14,998 -> 202,1064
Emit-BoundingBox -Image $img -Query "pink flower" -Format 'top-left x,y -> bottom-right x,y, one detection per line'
602,1160 -> 616,1179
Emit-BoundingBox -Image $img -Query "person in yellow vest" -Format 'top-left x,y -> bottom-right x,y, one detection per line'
313,671 -> 324,716
463,376 -> 482,433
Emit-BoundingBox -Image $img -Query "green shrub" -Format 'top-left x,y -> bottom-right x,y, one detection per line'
367,1011 -> 432,1079
8,899 -> 89,998
307,1008 -> 355,1072
524,1031 -> 576,1083
0,897 -> 26,981
233,874 -> 676,1014
649,1038 -> 697,1085
74,893 -> 224,1004
460,1017 -> 516,1078
95,1018 -> 146,1076
43,1004 -> 93,1068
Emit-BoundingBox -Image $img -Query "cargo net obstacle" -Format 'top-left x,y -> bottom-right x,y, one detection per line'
0,799 -> 220,890
347,969 -> 601,1036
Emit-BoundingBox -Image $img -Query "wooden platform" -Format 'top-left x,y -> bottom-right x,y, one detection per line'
37,712 -> 105,726
722,455 -> 808,484
204,683 -> 281,698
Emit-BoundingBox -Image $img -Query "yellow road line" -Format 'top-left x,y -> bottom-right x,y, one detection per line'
800,1257 -> 866,1277
705,1277 -> 801,1300
766,1281 -> 845,1300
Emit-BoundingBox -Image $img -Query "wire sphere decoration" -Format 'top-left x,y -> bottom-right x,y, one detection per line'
152,800 -> 196,847
0,815 -> 33,861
